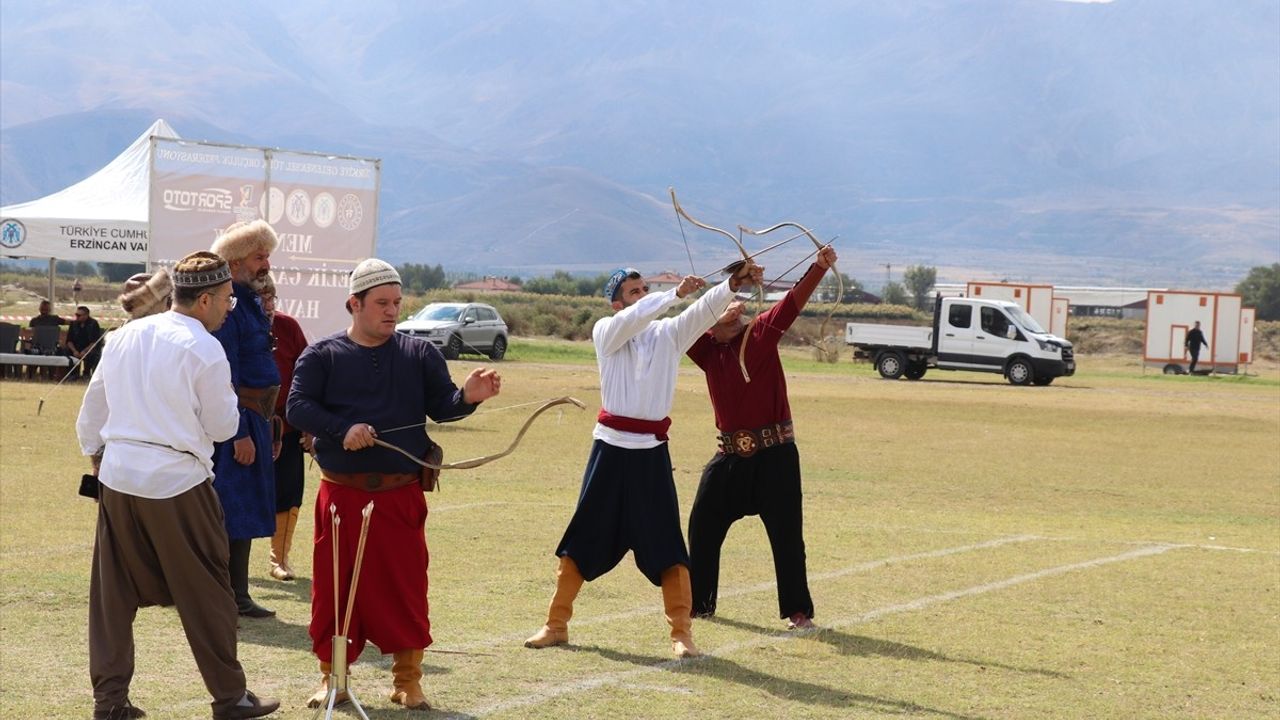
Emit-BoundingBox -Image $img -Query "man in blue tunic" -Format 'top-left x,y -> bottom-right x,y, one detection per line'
210,220 -> 281,618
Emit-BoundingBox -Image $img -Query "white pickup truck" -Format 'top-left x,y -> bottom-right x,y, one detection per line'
846,296 -> 1075,385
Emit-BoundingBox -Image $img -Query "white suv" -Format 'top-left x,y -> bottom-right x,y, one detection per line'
396,302 -> 508,360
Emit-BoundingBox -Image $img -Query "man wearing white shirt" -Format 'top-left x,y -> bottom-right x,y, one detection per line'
76,251 -> 279,720
524,260 -> 761,659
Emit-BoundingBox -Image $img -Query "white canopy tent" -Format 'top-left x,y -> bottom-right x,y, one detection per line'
1,119 -> 178,265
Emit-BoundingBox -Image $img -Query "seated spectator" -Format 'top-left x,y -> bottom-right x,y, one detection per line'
65,306 -> 104,379
29,300 -> 68,329
25,300 -> 68,379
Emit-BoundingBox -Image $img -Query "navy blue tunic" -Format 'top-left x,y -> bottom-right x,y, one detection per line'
286,331 -> 476,475
210,282 -> 280,540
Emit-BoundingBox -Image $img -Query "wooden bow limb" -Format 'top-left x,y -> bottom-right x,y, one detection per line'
372,396 -> 586,470
669,187 -> 761,383
739,221 -> 843,345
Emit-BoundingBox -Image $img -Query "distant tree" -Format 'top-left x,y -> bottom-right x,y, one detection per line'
98,262 -> 146,283
524,270 -> 611,297
506,275 -> 522,286
74,261 -> 97,277
397,263 -> 449,293
1236,263 -> 1280,320
55,260 -> 76,275
881,281 -> 909,306
903,265 -> 937,310
816,271 -> 863,303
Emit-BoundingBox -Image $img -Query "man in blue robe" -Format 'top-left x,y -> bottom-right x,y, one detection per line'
210,220 -> 281,618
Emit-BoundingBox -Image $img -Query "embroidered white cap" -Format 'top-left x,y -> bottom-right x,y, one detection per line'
348,258 -> 401,295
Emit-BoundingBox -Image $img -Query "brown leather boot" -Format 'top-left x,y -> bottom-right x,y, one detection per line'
524,555 -> 584,648
662,564 -> 701,658
268,511 -> 292,580
389,649 -> 431,710
305,661 -> 349,709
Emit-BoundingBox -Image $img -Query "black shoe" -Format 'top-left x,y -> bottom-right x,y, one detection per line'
236,601 -> 276,618
213,691 -> 280,719
93,700 -> 146,719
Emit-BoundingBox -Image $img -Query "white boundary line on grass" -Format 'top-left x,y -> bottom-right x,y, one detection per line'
453,543 -> 1181,719
451,534 -> 1042,653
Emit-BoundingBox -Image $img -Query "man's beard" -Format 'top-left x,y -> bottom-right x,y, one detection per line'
246,270 -> 270,292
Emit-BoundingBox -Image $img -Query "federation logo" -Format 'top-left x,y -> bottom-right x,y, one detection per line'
259,187 -> 286,225
0,218 -> 26,249
312,192 -> 336,229
337,194 -> 363,231
285,189 -> 311,227
233,184 -> 259,222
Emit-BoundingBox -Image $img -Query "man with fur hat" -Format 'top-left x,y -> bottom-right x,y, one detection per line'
209,220 -> 282,619
77,251 -> 279,720
523,260 -> 761,660
118,270 -> 174,319
287,258 -> 502,711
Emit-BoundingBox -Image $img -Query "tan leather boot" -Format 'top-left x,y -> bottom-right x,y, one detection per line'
279,506 -> 300,578
389,649 -> 430,710
269,511 -> 292,580
305,661 -> 349,709
662,564 -> 701,658
524,555 -> 583,648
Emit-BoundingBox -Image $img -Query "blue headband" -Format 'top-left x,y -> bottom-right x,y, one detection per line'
603,267 -> 640,301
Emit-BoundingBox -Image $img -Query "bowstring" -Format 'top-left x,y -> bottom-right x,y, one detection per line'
674,201 -> 697,275
734,236 -> 841,350
376,397 -> 576,434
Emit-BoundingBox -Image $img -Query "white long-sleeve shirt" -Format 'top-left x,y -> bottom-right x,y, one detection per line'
592,279 -> 736,449
76,310 -> 240,499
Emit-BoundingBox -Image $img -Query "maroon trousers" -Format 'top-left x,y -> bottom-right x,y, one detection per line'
310,480 -> 432,664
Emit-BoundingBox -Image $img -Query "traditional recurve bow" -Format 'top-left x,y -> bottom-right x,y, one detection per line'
669,187 -> 762,382
738,221 -> 843,347
372,396 -> 586,470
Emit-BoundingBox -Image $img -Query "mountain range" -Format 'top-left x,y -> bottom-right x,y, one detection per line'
2,0 -> 1277,288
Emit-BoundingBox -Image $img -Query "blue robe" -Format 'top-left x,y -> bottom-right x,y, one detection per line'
211,281 -> 280,540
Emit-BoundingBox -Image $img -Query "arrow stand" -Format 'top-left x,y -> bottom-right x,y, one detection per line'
313,634 -> 370,720
313,501 -> 376,719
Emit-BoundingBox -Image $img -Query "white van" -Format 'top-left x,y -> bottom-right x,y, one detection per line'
846,297 -> 1075,385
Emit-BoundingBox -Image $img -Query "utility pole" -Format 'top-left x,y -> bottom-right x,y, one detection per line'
882,263 -> 891,288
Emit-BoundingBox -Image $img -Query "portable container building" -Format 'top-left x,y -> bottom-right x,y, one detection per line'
1143,290 -> 1247,374
965,282 -> 1063,336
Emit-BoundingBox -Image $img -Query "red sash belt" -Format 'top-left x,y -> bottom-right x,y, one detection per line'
597,410 -> 672,441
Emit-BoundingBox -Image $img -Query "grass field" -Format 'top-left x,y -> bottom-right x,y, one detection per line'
1,344 -> 1277,719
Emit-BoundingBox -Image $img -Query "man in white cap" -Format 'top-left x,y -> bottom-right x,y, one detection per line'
287,258 -> 502,711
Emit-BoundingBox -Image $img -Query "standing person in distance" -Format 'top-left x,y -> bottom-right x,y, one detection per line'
1185,320 -> 1209,373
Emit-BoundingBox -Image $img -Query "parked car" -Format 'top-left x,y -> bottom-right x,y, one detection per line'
396,302 -> 508,360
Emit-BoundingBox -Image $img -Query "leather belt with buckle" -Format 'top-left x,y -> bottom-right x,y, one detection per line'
718,420 -> 795,458
321,469 -> 419,493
